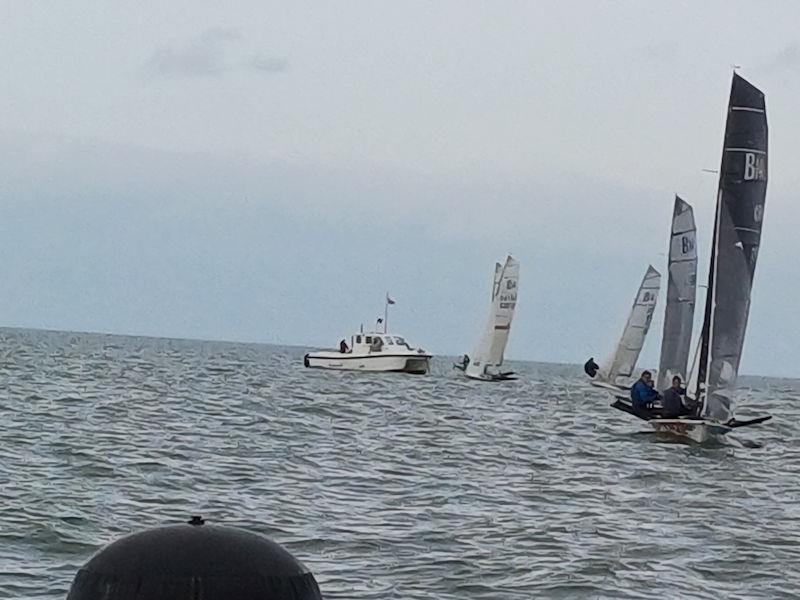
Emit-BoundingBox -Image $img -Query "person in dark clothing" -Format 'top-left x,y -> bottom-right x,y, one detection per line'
660,375 -> 686,418
454,354 -> 470,371
630,370 -> 660,411
339,339 -> 349,353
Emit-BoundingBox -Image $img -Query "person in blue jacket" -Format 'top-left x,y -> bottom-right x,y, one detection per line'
630,370 -> 660,411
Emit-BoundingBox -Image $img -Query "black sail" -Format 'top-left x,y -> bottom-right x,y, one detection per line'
696,73 -> 768,421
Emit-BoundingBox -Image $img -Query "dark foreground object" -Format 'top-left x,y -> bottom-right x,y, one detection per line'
67,517 -> 323,600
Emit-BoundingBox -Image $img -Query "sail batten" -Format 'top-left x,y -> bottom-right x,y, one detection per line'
657,196 -> 698,391
696,73 -> 768,421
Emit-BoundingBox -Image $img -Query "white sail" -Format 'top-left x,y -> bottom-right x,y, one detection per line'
656,197 -> 698,390
466,256 -> 519,378
599,265 -> 661,386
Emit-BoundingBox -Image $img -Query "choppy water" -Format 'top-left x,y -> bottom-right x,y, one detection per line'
0,328 -> 799,599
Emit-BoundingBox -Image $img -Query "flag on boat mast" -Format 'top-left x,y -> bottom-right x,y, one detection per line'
383,293 -> 395,333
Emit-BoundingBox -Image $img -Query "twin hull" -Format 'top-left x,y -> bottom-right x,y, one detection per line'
649,419 -> 731,444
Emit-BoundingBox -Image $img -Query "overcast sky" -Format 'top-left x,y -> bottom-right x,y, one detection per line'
0,1 -> 798,375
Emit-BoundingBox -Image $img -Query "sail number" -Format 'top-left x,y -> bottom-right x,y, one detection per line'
500,290 -> 517,309
681,236 -> 694,254
743,152 -> 766,181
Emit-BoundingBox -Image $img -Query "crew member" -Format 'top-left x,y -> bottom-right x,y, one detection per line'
660,375 -> 686,418
630,370 -> 660,411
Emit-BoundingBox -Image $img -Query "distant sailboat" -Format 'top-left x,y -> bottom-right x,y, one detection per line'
455,256 -> 519,381
656,196 -> 698,391
584,265 -> 661,390
615,73 -> 772,442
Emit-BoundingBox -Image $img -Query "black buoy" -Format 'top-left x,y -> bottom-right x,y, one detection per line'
66,517 -> 323,600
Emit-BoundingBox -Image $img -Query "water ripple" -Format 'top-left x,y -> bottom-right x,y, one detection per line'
0,328 -> 797,599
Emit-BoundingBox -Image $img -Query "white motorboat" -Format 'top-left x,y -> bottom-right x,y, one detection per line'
304,331 -> 431,374
454,255 -> 520,381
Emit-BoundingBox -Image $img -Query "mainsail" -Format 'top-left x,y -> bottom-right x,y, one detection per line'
466,256 -> 519,377
600,265 -> 661,385
696,73 -> 768,422
657,197 -> 698,390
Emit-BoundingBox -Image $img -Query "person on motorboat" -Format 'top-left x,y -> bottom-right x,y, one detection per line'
371,337 -> 384,352
454,354 -> 470,371
660,375 -> 687,418
630,370 -> 660,411
339,339 -> 349,353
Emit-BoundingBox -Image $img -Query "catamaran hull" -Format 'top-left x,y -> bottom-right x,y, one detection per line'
590,380 -> 629,392
609,398 -> 734,443
649,419 -> 731,443
464,371 -> 517,382
304,352 -> 431,374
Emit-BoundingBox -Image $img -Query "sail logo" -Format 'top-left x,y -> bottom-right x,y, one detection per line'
743,152 -> 766,181
644,305 -> 655,328
500,291 -> 517,309
506,280 -> 517,290
641,291 -> 656,304
754,203 -> 764,223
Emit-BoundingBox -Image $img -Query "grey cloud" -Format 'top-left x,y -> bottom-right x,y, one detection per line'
145,27 -> 287,79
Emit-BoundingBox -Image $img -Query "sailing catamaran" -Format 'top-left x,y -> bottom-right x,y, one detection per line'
454,255 -> 519,381
656,196 -> 698,391
614,73 -> 772,442
584,265 -> 661,390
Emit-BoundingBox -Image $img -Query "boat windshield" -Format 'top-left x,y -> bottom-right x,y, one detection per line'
393,337 -> 406,345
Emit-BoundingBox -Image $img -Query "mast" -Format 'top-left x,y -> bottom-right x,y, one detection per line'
657,196 -> 698,390
696,73 -> 768,421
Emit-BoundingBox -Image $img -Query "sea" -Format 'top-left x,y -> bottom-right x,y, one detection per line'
0,327 -> 798,599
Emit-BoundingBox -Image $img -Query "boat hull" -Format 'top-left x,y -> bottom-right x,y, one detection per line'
465,371 -> 517,382
304,352 -> 431,374
590,380 -> 629,392
649,419 -> 731,443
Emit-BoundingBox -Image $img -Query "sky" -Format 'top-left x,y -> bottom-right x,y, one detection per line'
0,1 -> 799,376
